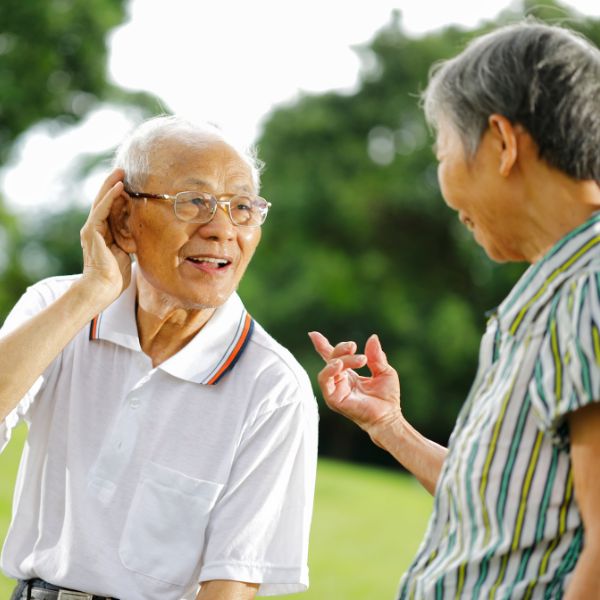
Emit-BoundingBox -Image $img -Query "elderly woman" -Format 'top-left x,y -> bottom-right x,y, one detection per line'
310,20 -> 600,598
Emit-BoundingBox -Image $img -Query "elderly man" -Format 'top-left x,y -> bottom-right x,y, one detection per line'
0,116 -> 318,600
310,20 -> 600,598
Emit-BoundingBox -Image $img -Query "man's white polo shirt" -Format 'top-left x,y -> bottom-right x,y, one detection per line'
0,270 -> 318,600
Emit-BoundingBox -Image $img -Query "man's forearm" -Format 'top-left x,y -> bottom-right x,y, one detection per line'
369,415 -> 447,495
0,280 -> 104,422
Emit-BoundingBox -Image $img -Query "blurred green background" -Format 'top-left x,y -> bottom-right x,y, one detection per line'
1,0 -> 600,597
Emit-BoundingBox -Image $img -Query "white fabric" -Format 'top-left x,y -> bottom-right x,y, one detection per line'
0,271 -> 318,600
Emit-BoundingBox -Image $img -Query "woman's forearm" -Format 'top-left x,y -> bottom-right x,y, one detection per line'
368,414 -> 448,495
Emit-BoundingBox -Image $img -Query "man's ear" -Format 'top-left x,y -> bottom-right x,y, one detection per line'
488,114 -> 518,177
108,193 -> 137,254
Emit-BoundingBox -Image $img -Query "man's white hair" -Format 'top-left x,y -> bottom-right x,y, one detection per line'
113,114 -> 264,191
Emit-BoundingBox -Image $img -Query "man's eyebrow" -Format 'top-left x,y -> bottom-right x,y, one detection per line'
182,177 -> 211,188
181,178 -> 254,193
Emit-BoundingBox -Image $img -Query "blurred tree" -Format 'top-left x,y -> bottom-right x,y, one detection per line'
240,0 -> 600,465
0,201 -> 30,316
2,0 -> 599,468
0,0 -> 154,165
0,0 -> 158,318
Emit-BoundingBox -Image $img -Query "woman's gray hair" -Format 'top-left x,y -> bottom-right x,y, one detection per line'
422,19 -> 600,181
113,115 -> 264,191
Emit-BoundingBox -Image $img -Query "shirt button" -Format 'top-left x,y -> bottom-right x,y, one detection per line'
130,397 -> 140,409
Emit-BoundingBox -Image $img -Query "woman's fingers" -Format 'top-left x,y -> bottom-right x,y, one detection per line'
318,359 -> 346,401
317,354 -> 365,402
365,334 -> 390,376
331,341 -> 357,358
308,331 -> 334,360
337,353 -> 366,370
308,331 -> 358,361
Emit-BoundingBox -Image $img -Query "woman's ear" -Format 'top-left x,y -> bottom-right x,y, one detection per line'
109,193 -> 137,254
488,114 -> 518,177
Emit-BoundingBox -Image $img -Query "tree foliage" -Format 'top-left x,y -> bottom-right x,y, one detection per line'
1,0 -> 599,467
238,1 -> 600,464
0,0 -> 155,322
0,0 -> 125,164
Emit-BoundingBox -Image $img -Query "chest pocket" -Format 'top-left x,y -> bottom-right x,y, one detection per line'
119,461 -> 223,586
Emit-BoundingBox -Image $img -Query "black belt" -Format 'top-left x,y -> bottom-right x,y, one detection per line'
20,579 -> 117,600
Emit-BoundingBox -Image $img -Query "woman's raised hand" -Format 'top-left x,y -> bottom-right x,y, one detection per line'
308,331 -> 403,438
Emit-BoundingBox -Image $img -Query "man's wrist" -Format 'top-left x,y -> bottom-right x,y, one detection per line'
69,276 -> 117,320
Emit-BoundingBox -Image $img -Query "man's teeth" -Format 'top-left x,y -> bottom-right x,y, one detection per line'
188,257 -> 229,265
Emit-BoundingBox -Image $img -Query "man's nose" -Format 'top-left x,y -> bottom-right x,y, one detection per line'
198,203 -> 235,239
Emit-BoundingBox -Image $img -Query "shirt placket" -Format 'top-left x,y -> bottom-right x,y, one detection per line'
87,368 -> 158,504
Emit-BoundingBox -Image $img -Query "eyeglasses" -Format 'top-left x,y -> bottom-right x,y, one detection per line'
125,190 -> 271,227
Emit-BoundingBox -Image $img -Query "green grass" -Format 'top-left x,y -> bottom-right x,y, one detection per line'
0,427 -> 433,600
0,423 -> 27,599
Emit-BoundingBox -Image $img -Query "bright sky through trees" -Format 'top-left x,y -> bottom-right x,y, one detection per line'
2,0 -> 599,212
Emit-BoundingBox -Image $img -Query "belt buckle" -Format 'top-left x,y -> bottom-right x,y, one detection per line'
57,592 -> 93,600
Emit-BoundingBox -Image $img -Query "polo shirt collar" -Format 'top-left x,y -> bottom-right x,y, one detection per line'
89,264 -> 254,385
497,211 -> 600,337
88,270 -> 140,351
160,293 -> 253,385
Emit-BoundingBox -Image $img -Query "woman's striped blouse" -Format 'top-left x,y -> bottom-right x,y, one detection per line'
398,213 -> 600,599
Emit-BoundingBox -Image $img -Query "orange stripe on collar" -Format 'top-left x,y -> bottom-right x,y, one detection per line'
206,314 -> 254,385
89,315 -> 100,340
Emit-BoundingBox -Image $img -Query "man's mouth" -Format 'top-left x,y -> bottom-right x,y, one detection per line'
185,256 -> 232,271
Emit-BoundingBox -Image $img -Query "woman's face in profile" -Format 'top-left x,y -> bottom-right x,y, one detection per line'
435,118 -> 528,264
